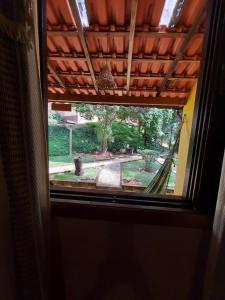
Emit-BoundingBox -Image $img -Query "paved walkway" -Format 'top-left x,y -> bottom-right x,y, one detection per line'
96,156 -> 145,189
96,162 -> 121,189
49,155 -> 142,175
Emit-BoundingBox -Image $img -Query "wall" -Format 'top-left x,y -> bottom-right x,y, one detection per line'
175,83 -> 197,195
52,216 -> 210,300
0,154 -> 15,299
203,151 -> 225,299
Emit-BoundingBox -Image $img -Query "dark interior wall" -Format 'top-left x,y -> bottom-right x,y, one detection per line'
0,155 -> 15,299
52,216 -> 210,300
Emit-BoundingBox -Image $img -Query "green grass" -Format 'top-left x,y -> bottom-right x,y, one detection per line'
122,159 -> 177,188
168,170 -> 176,187
49,155 -> 73,167
53,167 -> 100,181
122,159 -> 161,187
49,152 -> 122,168
49,154 -> 96,167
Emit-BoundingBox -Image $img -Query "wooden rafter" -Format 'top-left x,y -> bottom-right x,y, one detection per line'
48,63 -> 65,89
157,5 -> 206,96
48,83 -> 190,94
127,0 -> 138,91
168,0 -> 187,28
68,0 -> 98,92
48,55 -> 200,64
48,71 -> 198,82
48,92 -> 187,107
48,30 -> 203,39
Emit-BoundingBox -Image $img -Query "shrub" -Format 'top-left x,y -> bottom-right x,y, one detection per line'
138,149 -> 159,172
72,123 -> 101,153
48,126 -> 69,156
108,122 -> 139,152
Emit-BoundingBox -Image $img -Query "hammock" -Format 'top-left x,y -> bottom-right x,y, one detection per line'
144,155 -> 174,194
144,121 -> 182,194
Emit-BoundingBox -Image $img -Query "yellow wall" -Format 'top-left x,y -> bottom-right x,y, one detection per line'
175,83 -> 197,195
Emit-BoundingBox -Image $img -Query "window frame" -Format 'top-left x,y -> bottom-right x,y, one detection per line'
182,0 -> 225,213
40,0 -> 225,219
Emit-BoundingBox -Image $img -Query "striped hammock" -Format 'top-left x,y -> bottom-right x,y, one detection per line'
144,121 -> 183,194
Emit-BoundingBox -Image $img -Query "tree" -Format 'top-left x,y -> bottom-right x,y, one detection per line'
73,104 -> 182,154
48,109 -> 64,125
73,104 -> 123,153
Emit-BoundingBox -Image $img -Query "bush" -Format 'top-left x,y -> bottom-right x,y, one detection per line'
138,149 -> 159,172
108,122 -> 139,152
72,123 -> 101,153
48,126 -> 69,156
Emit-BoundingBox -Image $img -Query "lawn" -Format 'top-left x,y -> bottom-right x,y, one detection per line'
49,155 -> 74,167
49,153 -> 117,167
122,159 -> 176,188
49,154 -> 96,167
53,167 -> 101,181
167,170 -> 176,188
122,159 -> 161,187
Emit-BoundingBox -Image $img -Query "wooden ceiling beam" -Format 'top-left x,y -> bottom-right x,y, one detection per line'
127,0 -> 138,91
48,63 -> 65,89
157,5 -> 206,96
48,71 -> 198,81
48,55 -> 200,64
68,0 -> 98,92
48,30 -> 203,39
48,83 -> 190,94
48,92 -> 187,107
168,0 -> 187,28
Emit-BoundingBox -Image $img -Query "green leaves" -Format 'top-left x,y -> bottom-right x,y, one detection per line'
50,104 -> 183,155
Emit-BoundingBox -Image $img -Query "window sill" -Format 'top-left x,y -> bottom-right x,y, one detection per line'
51,192 -> 213,229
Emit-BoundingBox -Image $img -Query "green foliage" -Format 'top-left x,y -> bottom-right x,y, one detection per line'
48,110 -> 64,125
49,105 -> 182,156
138,149 -> 159,171
72,123 -> 102,153
73,104 -> 134,152
108,122 -> 139,152
122,160 -> 161,187
48,126 -> 69,156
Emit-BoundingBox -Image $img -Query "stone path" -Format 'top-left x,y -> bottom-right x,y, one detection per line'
96,162 -> 122,189
96,156 -> 145,189
49,155 -> 176,188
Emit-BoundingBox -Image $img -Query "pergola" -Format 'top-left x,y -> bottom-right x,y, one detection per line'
47,0 -> 206,108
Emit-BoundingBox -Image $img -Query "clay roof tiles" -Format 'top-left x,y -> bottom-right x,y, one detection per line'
47,0 -> 206,101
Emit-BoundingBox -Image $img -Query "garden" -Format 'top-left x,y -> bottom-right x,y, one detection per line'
48,104 -> 181,193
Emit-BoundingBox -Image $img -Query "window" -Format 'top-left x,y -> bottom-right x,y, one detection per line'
49,104 -> 182,195
43,0 -> 225,213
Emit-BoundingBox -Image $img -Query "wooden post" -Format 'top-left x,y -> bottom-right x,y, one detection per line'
126,0 -> 138,91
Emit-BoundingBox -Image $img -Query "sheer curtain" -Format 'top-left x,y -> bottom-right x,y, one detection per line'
0,0 -> 50,299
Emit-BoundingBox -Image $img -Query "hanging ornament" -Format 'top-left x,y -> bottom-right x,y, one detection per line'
96,64 -> 117,90
96,33 -> 117,90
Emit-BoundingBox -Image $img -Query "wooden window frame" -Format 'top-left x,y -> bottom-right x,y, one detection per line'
39,0 -> 225,225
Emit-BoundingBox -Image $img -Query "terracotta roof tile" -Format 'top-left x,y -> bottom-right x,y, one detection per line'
47,0 -> 207,101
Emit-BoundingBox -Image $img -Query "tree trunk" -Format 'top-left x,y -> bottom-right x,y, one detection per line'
143,127 -> 148,148
102,134 -> 108,153
101,121 -> 112,154
169,124 -> 174,150
138,120 -> 141,146
160,135 -> 164,148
